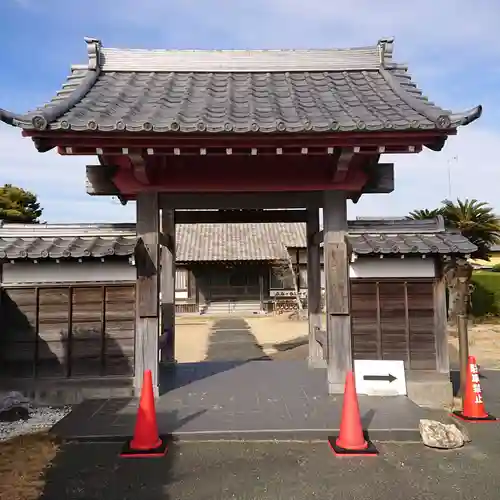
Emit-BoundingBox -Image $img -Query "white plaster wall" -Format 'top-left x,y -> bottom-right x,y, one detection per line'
1,260 -> 136,284
287,249 -> 436,279
3,261 -> 191,301
349,258 -> 436,278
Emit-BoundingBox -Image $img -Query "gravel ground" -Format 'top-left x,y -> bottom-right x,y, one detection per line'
0,405 -> 71,442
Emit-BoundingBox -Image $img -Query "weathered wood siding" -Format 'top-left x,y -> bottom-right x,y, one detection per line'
351,279 -> 436,370
0,284 -> 135,379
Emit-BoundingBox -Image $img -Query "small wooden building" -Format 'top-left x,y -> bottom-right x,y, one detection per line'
0,218 -> 475,404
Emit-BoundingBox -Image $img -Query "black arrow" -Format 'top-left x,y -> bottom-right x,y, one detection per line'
363,374 -> 397,383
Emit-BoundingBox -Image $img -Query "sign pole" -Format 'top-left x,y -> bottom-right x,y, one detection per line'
457,313 -> 469,406
457,275 -> 470,406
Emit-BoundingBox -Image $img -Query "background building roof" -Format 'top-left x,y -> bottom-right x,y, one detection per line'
0,218 -> 477,261
0,38 -> 481,134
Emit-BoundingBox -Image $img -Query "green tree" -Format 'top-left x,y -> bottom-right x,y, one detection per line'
0,184 -> 43,223
408,198 -> 500,320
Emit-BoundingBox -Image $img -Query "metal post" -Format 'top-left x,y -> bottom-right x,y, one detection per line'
457,276 -> 470,405
457,313 -> 469,404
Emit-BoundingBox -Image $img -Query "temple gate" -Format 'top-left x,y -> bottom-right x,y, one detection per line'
0,37 -> 481,396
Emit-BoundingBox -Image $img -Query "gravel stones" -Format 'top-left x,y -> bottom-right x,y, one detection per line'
0,392 -> 71,442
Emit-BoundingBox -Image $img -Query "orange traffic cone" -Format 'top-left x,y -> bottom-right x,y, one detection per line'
121,370 -> 169,457
328,371 -> 378,456
452,356 -> 496,422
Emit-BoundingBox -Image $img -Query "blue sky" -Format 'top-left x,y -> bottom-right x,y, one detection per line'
0,0 -> 499,223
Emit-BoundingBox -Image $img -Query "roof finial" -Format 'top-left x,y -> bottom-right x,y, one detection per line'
377,37 -> 395,66
84,37 -> 102,71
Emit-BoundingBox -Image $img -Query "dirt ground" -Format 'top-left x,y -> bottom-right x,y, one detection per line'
0,432 -> 59,500
449,323 -> 500,369
175,318 -> 214,363
174,315 -> 309,362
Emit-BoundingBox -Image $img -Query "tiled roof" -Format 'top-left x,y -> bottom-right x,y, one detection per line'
0,38 -> 481,133
0,219 -> 476,261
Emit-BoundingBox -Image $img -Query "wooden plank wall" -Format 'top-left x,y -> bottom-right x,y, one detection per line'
0,284 -> 135,379
351,279 -> 436,370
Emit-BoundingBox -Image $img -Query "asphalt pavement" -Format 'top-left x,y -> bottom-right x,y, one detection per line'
41,421 -> 500,500
40,351 -> 500,499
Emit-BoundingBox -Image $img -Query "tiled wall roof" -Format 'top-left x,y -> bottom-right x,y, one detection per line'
0,219 -> 477,261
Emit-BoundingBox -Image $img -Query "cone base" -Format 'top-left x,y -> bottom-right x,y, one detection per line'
328,436 -> 378,456
451,411 -> 497,423
120,438 -> 168,458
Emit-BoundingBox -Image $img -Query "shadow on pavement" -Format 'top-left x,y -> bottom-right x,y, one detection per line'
160,318 -> 271,395
50,397 -> 208,442
40,438 -> 179,500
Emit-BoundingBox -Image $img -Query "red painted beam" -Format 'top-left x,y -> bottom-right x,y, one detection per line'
111,162 -> 369,193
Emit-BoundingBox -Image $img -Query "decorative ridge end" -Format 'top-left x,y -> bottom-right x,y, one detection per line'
435,215 -> 446,232
377,37 -> 395,66
84,37 -> 102,70
449,105 -> 483,127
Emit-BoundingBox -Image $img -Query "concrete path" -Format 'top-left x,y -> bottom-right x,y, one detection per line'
51,353 -> 431,442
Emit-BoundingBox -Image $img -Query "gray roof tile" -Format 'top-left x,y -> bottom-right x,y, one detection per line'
0,219 -> 477,261
0,38 -> 481,133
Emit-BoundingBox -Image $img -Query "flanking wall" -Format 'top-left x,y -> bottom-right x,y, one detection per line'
0,283 -> 136,380
0,253 -> 446,382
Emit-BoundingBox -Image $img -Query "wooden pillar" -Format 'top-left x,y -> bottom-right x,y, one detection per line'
259,267 -> 265,312
135,193 -> 160,396
307,208 -> 325,368
160,207 -> 176,364
434,277 -> 450,374
323,191 -> 352,393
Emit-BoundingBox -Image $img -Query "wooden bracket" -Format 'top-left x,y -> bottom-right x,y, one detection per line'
332,149 -> 355,183
351,160 -> 395,203
129,153 -> 151,185
86,165 -> 119,195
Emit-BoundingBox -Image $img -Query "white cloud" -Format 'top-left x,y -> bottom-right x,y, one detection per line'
0,126 -> 135,222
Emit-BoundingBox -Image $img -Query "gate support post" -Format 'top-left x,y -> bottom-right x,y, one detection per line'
160,206 -> 176,364
134,193 -> 160,396
323,191 -> 353,393
307,208 -> 325,368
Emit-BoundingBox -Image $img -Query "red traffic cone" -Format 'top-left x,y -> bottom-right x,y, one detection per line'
328,371 -> 378,456
121,370 -> 169,457
452,356 -> 496,422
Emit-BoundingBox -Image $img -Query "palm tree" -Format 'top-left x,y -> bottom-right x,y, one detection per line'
407,208 -> 444,220
440,199 -> 500,260
408,198 -> 500,321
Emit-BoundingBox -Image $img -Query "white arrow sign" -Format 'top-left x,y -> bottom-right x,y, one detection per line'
354,359 -> 407,396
